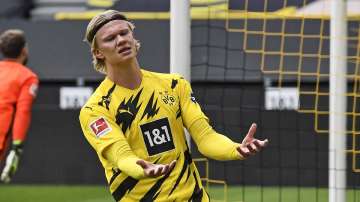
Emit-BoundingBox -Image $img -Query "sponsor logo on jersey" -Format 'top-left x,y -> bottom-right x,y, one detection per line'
140,118 -> 175,156
89,117 -> 112,138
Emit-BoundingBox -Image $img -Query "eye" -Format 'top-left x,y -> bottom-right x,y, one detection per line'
119,29 -> 129,36
104,35 -> 115,41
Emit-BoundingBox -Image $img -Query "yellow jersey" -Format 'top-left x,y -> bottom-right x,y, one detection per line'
79,69 -> 210,201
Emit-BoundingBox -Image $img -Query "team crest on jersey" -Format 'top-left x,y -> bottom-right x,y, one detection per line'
159,91 -> 177,106
89,117 -> 112,138
140,118 -> 175,156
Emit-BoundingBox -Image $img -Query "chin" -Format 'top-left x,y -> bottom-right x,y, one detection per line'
116,57 -> 133,64
121,53 -> 136,61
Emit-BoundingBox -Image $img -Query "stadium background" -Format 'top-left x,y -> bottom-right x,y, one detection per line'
1,0 -> 360,201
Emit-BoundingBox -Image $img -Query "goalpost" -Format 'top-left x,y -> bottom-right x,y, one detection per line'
170,0 -> 350,201
170,0 -> 191,81
329,0 -> 347,201
170,0 -> 192,147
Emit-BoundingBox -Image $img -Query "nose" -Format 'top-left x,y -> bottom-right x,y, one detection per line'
116,34 -> 126,46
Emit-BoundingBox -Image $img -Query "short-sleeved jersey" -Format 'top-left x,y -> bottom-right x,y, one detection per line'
79,69 -> 209,201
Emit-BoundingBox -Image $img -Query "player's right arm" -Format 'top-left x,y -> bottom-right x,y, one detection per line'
79,106 -> 174,179
12,76 -> 39,144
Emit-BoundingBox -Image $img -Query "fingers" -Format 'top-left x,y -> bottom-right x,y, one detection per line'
162,160 -> 176,176
237,146 -> 251,158
253,139 -> 269,147
246,123 -> 257,139
147,168 -> 155,176
237,138 -> 269,159
247,142 -> 258,153
242,123 -> 257,144
152,165 -> 165,176
141,160 -> 177,177
168,160 -> 176,172
155,160 -> 177,176
136,159 -> 148,169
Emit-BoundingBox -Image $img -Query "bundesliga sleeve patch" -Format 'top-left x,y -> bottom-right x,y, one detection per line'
89,117 -> 112,138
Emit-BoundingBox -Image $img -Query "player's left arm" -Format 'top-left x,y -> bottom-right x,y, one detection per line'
189,119 -> 268,160
177,76 -> 268,161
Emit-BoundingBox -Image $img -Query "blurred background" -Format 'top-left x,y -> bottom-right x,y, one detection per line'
0,0 -> 360,201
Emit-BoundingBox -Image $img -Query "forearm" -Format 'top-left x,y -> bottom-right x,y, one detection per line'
117,156 -> 145,179
12,108 -> 31,142
189,118 -> 243,161
13,83 -> 36,142
104,141 -> 145,179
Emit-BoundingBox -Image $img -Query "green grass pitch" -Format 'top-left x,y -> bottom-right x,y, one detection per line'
0,185 -> 359,202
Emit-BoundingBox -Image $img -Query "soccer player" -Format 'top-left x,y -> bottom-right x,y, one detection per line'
79,10 -> 268,201
0,29 -> 39,183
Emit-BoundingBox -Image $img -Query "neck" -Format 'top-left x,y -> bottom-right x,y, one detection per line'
106,59 -> 142,90
3,57 -> 24,64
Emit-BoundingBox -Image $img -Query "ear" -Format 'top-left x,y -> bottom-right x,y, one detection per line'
21,46 -> 28,57
134,39 -> 140,52
93,48 -> 105,60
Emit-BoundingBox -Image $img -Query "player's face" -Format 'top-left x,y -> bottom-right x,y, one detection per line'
94,20 -> 137,65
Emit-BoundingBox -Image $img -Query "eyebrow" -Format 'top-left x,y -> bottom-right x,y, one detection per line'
101,27 -> 130,40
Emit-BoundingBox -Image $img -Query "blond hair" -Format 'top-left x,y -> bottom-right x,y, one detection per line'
84,10 -> 140,74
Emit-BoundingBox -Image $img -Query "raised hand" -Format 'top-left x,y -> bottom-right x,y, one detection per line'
136,159 -> 176,177
236,123 -> 268,159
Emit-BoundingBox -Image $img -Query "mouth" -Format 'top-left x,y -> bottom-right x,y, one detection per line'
118,47 -> 131,54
